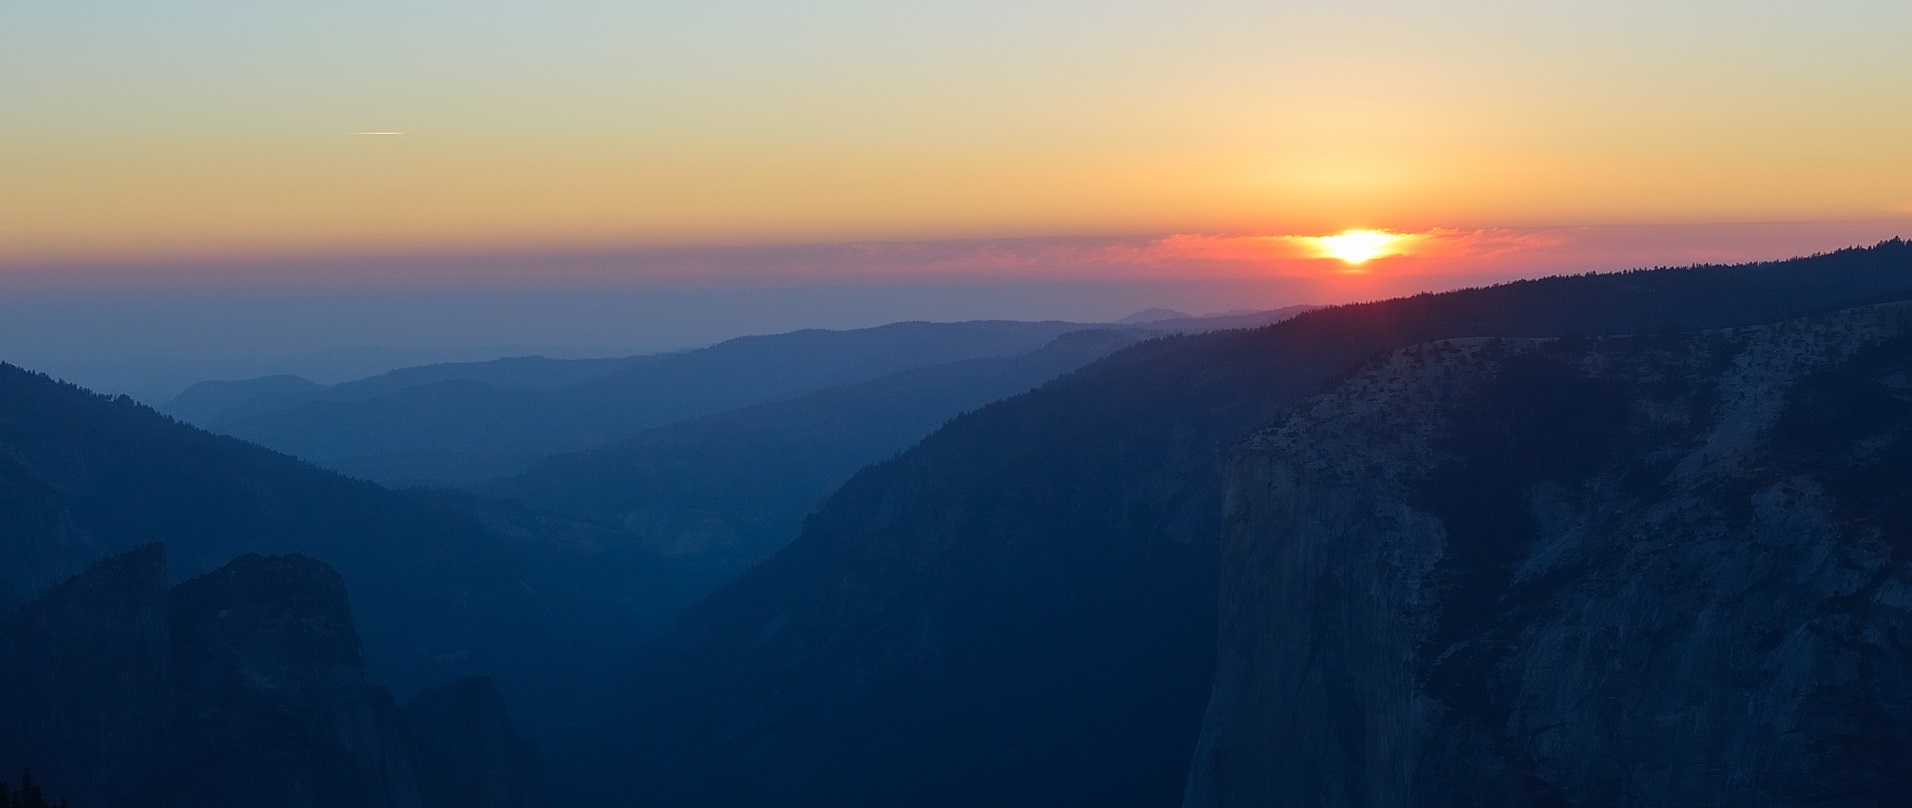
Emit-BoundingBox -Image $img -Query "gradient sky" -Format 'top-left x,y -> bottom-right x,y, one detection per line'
3,0 -> 1911,397
6,0 -> 1909,266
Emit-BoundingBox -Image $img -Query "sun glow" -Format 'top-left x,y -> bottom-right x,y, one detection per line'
1312,230 -> 1403,265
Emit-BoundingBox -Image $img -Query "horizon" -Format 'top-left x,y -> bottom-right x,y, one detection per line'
12,229 -> 1907,403
8,0 -> 1910,395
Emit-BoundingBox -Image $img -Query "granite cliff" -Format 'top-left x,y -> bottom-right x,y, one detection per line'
167,553 -> 424,808
1187,301 -> 1912,806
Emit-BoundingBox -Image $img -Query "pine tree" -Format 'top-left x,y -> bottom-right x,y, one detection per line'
11,770 -> 49,808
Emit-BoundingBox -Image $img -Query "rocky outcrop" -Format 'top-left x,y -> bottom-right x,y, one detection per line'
405,677 -> 539,808
1186,302 -> 1912,807
167,554 -> 424,808
0,546 -> 540,808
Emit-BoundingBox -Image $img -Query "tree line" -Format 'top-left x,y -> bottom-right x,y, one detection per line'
0,770 -> 70,808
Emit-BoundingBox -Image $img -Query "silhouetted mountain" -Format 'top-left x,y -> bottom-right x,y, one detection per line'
0,547 -> 538,808
1117,307 -> 1192,323
331,353 -> 675,401
170,320 -> 1110,485
577,241 -> 1912,806
161,374 -> 324,425
38,345 -> 636,406
165,356 -> 669,428
489,328 -> 1145,572
1188,301 -> 1912,806
162,355 -> 672,443
0,364 -> 546,695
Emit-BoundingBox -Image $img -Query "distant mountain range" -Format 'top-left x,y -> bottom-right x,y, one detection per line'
32,344 -> 626,406
161,308 -> 1313,486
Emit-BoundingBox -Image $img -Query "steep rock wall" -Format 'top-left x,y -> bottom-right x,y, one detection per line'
1188,302 -> 1912,807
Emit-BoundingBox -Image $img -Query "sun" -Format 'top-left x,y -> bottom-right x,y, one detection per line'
1313,230 -> 1401,265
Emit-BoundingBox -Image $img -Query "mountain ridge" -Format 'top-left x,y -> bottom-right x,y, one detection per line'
163,311 -> 1313,486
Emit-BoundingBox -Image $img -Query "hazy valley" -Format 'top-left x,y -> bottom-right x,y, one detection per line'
5,243 -> 1912,805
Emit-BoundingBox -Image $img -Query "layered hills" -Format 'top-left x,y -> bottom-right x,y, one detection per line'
165,311 -> 1310,486
167,320 -> 1121,485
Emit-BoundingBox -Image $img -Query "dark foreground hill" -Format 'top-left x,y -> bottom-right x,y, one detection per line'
0,546 -> 536,808
579,241 -> 1912,806
1189,301 -> 1912,806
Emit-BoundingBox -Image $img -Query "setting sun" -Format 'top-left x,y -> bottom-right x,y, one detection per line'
1314,230 -> 1403,265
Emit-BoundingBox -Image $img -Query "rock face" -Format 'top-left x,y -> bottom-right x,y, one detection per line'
405,677 -> 540,808
0,547 -> 540,808
1186,302 -> 1912,806
168,554 -> 423,808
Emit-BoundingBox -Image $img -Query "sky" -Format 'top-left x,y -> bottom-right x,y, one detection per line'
3,0 -> 1910,390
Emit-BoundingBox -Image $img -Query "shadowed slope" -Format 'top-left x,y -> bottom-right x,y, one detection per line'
0,366 -> 545,696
